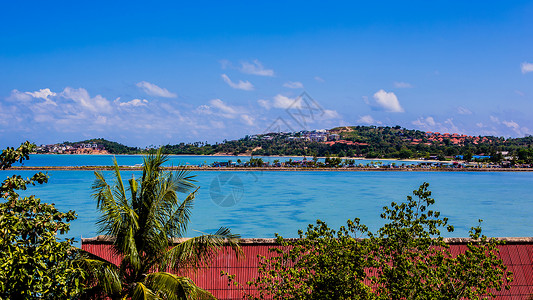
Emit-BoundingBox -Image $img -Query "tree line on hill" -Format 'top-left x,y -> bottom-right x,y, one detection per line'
63,126 -> 533,164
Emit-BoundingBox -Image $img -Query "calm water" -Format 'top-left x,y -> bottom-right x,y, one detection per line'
4,166 -> 532,244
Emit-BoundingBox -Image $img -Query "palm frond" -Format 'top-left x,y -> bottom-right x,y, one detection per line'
145,272 -> 216,300
132,282 -> 158,300
92,164 -> 141,268
163,187 -> 198,239
171,167 -> 197,194
161,227 -> 241,272
78,257 -> 122,296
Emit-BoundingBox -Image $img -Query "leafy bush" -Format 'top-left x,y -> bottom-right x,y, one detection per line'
225,183 -> 512,299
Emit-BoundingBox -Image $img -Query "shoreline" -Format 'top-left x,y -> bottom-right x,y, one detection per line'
30,153 -> 456,164
8,166 -> 532,172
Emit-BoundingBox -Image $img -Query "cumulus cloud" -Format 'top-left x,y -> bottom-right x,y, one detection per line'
502,120 -> 519,130
257,99 -> 271,109
240,60 -> 274,76
117,98 -> 148,107
412,116 -> 436,127
26,88 -> 57,100
393,82 -> 412,88
273,94 -> 300,109
412,116 -> 462,134
501,120 -> 530,136
323,109 -> 340,119
490,116 -> 500,124
136,81 -> 177,98
209,98 -> 238,115
283,81 -> 304,89
444,118 -> 459,132
7,89 -> 32,102
457,106 -> 472,115
370,89 -> 404,112
2,86 -> 269,146
221,74 -> 254,91
521,62 -> 533,74
198,99 -> 255,126
61,87 -> 113,113
240,114 -> 255,126
357,115 -> 381,125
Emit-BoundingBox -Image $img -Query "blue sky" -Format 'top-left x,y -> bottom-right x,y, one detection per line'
1,1 -> 533,148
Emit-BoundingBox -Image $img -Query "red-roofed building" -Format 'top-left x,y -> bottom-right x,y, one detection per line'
82,237 -> 533,299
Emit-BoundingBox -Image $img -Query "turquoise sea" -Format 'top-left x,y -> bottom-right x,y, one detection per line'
4,155 -> 533,244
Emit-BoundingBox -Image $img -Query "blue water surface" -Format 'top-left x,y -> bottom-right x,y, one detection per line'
3,168 -> 532,245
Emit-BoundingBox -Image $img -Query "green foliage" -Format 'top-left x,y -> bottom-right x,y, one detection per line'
83,149 -> 241,299
0,142 -> 85,299
66,138 -> 140,154
230,183 -> 512,300
48,127 -> 533,163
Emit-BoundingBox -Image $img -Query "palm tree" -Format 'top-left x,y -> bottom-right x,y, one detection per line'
82,149 -> 240,299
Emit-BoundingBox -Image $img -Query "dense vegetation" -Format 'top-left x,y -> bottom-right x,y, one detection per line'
225,183 -> 513,299
0,142 -> 85,299
65,138 -> 141,154
66,126 -> 533,163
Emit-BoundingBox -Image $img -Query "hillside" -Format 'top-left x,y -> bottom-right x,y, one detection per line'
44,126 -> 533,163
64,138 -> 140,154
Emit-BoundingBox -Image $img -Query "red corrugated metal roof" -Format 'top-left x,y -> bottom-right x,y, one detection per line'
82,237 -> 533,300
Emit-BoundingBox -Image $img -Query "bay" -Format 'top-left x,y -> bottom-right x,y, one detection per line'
3,168 -> 532,245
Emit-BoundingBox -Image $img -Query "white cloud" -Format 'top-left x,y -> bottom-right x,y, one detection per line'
502,120 -> 519,129
7,89 -> 32,102
521,62 -> 533,74
457,106 -> 472,115
283,81 -> 304,89
257,99 -> 271,109
412,116 -> 436,127
314,76 -> 325,83
371,89 -> 404,112
209,98 -> 238,115
136,81 -> 177,98
240,60 -> 274,76
26,88 -> 57,100
357,115 -> 381,125
118,98 -> 148,107
240,114 -> 255,126
502,120 -> 530,136
393,82 -> 412,88
61,87 -> 113,113
221,74 -> 254,91
412,116 -> 462,133
323,109 -> 340,119
201,99 -> 252,122
444,118 -> 458,132
490,116 -> 500,124
273,94 -> 300,109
